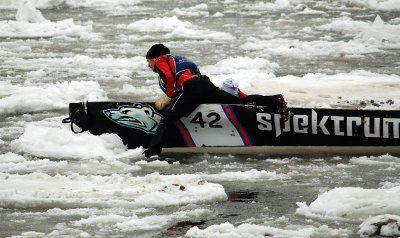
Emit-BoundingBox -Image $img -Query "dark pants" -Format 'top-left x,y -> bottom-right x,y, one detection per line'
145,75 -> 280,157
163,76 -> 244,126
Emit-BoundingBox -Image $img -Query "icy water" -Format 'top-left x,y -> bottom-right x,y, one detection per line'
1,0 -> 400,237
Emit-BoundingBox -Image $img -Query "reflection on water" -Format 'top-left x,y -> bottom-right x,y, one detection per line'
228,191 -> 258,203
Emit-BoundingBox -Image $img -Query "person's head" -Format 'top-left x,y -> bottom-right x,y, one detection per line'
146,44 -> 170,72
221,78 -> 239,97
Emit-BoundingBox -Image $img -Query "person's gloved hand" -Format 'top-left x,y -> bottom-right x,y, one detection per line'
155,96 -> 172,110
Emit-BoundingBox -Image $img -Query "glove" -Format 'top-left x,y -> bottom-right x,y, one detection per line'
155,96 -> 172,111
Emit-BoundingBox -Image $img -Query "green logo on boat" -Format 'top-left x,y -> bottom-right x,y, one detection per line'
103,103 -> 162,134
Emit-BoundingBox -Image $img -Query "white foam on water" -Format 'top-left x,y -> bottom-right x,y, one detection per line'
203,56 -> 279,93
317,15 -> 400,47
116,83 -> 162,101
241,15 -> 400,60
2,0 -> 400,11
0,151 -> 141,175
10,117 -> 140,160
201,169 -> 290,182
341,0 -> 400,11
185,221 -> 349,238
0,0 -> 97,39
296,185 -> 400,221
250,71 -> 400,109
358,214 -> 400,237
2,55 -> 145,82
0,17 -> 93,38
0,0 -> 143,9
0,171 -> 227,209
201,56 -> 400,109
16,0 -> 46,23
240,37 -> 381,59
0,80 -> 108,114
172,3 -> 209,17
7,207 -> 211,236
111,209 -> 211,232
350,154 -> 400,168
124,16 -> 234,41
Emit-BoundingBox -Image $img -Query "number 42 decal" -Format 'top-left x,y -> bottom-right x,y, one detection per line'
190,112 -> 223,128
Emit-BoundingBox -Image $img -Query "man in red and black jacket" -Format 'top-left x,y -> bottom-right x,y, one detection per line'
144,44 -> 245,157
144,44 -> 290,158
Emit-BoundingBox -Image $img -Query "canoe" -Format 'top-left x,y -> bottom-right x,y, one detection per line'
63,101 -> 400,155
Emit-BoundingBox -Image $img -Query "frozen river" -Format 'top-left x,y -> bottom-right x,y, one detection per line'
1,0 -> 400,237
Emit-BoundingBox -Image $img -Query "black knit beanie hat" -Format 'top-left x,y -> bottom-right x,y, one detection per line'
146,44 -> 170,59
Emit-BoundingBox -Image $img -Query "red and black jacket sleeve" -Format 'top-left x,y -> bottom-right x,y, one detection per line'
154,55 -> 176,98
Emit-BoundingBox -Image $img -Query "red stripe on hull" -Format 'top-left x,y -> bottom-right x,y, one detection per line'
222,105 -> 252,146
175,120 -> 196,147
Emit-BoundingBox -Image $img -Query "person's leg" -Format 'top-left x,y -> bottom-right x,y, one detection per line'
197,77 -> 282,107
203,79 -> 291,121
144,79 -> 201,158
144,118 -> 169,157
246,94 -> 290,121
198,76 -> 245,104
189,76 -> 291,121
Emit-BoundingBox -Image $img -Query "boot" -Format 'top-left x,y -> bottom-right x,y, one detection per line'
275,94 -> 291,122
144,121 -> 169,158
